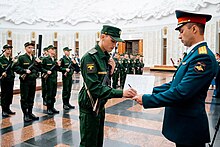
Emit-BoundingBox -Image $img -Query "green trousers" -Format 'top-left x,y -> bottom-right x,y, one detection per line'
79,108 -> 105,147
62,75 -> 72,104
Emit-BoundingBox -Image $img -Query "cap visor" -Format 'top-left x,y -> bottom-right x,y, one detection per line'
175,23 -> 185,30
111,36 -> 125,42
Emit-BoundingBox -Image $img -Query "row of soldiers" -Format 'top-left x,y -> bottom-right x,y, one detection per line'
112,52 -> 144,89
0,42 -> 79,122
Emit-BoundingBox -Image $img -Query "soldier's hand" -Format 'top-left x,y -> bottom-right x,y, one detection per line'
72,59 -> 76,64
57,61 -> 61,66
123,88 -> 137,98
35,58 -> 42,63
2,72 -> 7,77
47,70 -> 52,74
108,57 -> 115,75
26,69 -> 31,74
132,94 -> 143,105
66,68 -> 70,72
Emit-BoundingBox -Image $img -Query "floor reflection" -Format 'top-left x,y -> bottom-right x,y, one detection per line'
0,71 -> 219,147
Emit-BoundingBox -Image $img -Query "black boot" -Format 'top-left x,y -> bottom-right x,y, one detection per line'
28,108 -> 39,120
67,103 -> 75,109
22,108 -> 32,122
63,104 -> 70,110
2,111 -> 9,117
47,105 -> 53,115
7,106 -> 16,115
52,103 -> 59,114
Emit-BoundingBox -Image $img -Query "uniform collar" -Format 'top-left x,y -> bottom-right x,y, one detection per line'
95,44 -> 110,60
186,41 -> 206,54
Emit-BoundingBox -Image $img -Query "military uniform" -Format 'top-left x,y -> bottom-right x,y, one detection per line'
141,11 -> 216,146
112,55 -> 120,88
120,57 -> 129,88
79,25 -> 124,147
60,47 -> 76,110
41,45 -> 60,115
0,45 -> 15,117
135,58 -> 142,75
214,58 -> 220,98
40,47 -> 48,105
128,57 -> 135,74
13,42 -> 40,122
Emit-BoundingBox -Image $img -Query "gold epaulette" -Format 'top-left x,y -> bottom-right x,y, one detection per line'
198,46 -> 207,54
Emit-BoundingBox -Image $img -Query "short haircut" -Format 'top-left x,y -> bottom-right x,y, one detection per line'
185,23 -> 205,35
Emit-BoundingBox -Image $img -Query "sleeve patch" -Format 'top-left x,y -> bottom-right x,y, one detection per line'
87,63 -> 96,73
198,46 -> 207,54
194,62 -> 206,73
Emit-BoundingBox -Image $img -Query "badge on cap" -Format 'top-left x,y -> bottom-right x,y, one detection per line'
87,63 -> 97,73
194,62 -> 206,73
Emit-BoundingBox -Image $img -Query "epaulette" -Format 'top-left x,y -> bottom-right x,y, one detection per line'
88,48 -> 97,55
198,46 -> 207,54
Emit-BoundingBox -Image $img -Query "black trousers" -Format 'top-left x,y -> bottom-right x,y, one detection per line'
176,143 -> 205,147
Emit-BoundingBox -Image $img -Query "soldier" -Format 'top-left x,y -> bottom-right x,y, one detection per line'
40,47 -> 49,106
112,52 -> 120,88
78,25 -> 136,147
133,10 -> 217,146
13,42 -> 41,122
41,45 -> 60,115
60,47 -> 76,110
128,54 -> 135,74
140,55 -> 145,74
120,53 -> 129,88
134,54 -> 142,75
0,44 -> 15,117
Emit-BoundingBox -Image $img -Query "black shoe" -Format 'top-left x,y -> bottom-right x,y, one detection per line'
47,109 -> 54,115
8,109 -> 16,115
63,105 -> 70,110
68,104 -> 75,109
29,114 -> 39,120
52,108 -> 59,114
43,100 -> 47,106
24,114 -> 32,122
2,111 -> 9,117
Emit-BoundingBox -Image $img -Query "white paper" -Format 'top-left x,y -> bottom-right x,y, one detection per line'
124,74 -> 155,94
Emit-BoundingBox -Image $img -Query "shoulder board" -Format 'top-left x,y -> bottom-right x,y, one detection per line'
198,46 -> 207,54
88,48 -> 97,55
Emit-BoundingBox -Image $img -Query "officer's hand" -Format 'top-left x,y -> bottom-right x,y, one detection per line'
26,69 -> 31,74
123,88 -> 137,98
108,57 -> 115,75
66,68 -> 70,72
2,72 -> 7,77
132,94 -> 143,105
47,70 -> 52,74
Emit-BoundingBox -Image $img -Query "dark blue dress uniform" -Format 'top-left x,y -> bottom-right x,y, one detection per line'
141,10 -> 217,146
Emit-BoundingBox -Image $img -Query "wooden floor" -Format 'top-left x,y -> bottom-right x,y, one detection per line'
0,71 -> 220,147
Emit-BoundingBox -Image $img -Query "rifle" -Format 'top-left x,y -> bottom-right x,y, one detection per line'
42,59 -> 60,80
64,61 -> 72,77
0,49 -> 6,56
0,51 -> 21,79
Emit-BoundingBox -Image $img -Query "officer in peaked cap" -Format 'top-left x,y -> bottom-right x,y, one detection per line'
78,25 -> 136,147
3,44 -> 13,49
132,10 -> 217,147
175,10 -> 212,30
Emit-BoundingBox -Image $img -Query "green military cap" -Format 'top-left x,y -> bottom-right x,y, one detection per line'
101,25 -> 124,42
63,47 -> 72,51
43,47 -> 48,51
3,44 -> 13,49
24,42 -> 34,47
175,10 -> 212,30
47,45 -> 57,50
